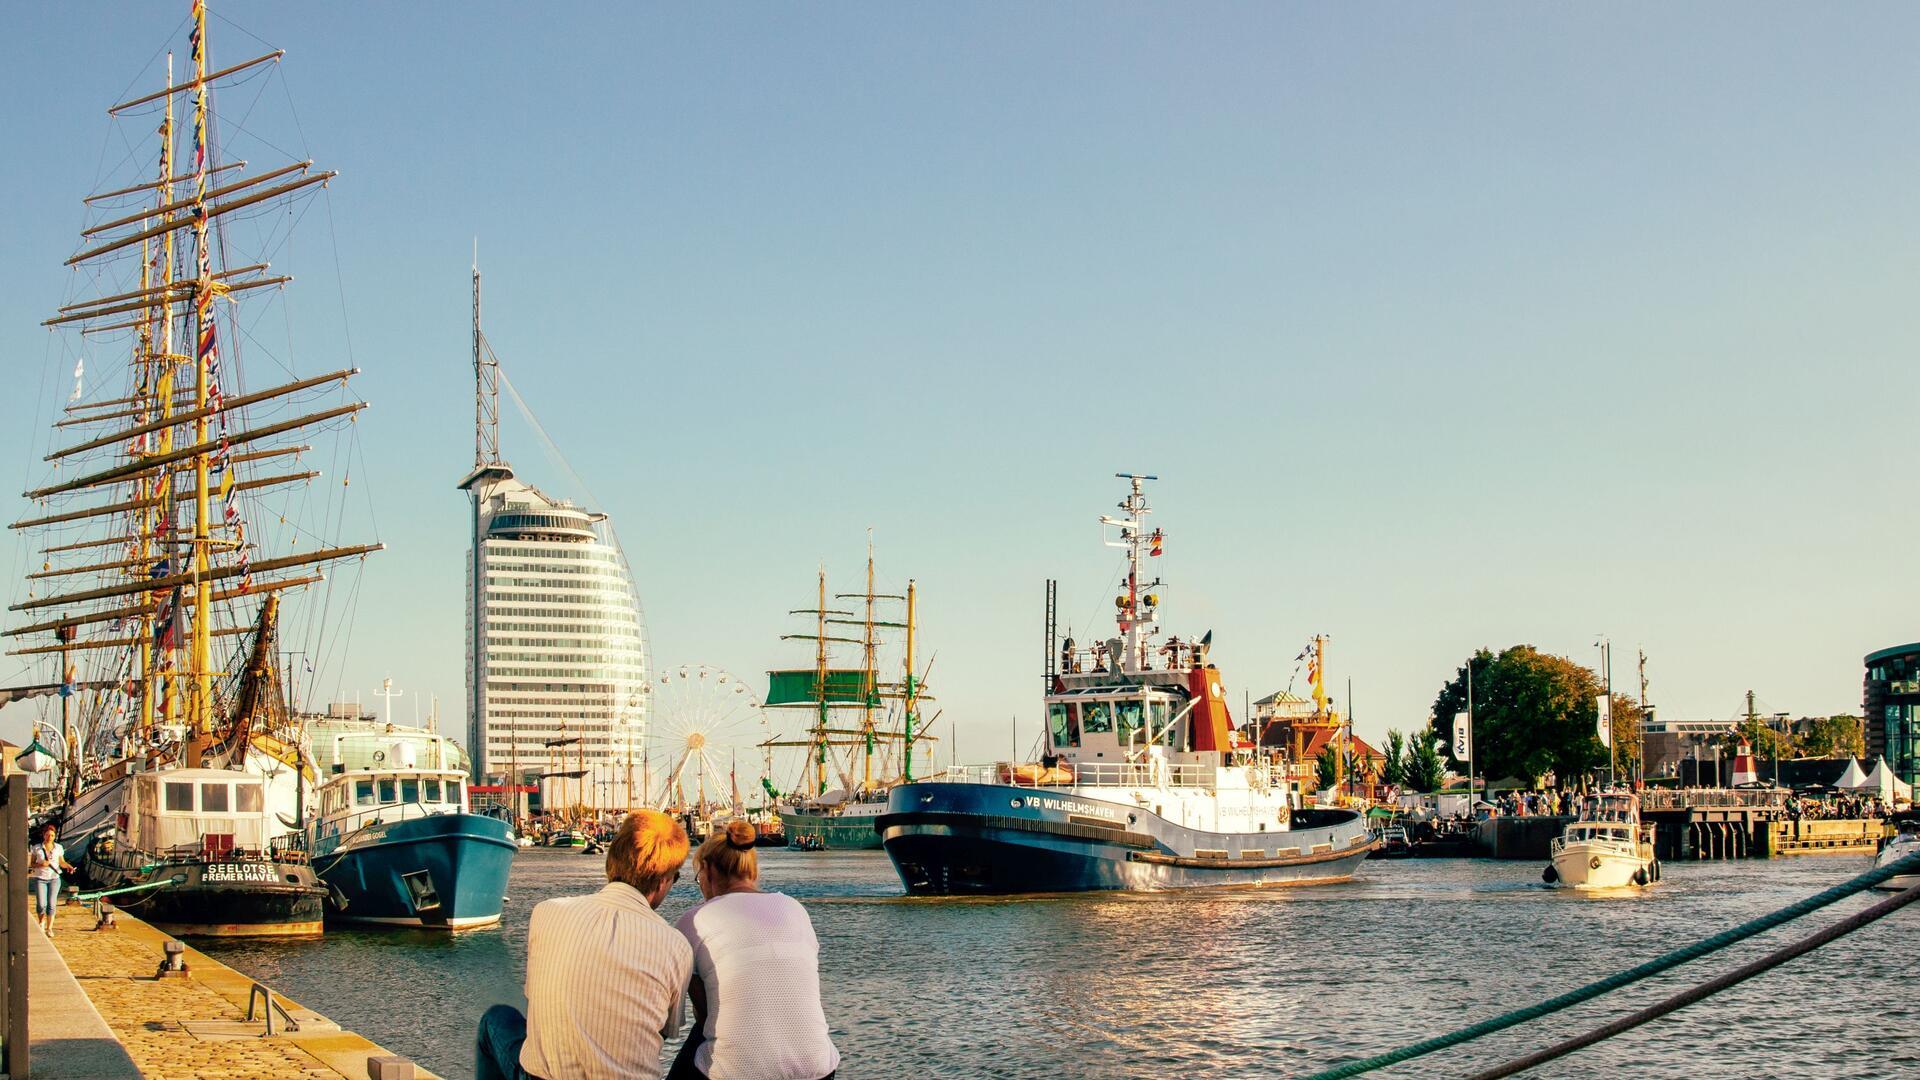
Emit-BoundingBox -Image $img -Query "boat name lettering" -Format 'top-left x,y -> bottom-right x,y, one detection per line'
1024,796 -> 1117,819
203,863 -> 275,882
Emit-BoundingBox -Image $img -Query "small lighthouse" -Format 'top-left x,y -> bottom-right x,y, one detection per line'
1730,739 -> 1759,787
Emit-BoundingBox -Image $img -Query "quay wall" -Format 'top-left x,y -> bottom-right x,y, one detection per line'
1473,815 -> 1573,860
38,900 -> 442,1079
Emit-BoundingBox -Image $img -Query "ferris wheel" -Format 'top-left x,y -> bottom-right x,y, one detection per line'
644,664 -> 772,812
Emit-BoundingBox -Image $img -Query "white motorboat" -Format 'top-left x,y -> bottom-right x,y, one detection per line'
1872,822 -> 1920,892
1545,792 -> 1659,889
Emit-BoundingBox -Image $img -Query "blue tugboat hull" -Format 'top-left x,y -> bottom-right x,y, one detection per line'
312,814 -> 517,929
877,782 -> 1373,895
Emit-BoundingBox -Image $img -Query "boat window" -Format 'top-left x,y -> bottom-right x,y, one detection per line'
424,779 -> 442,802
378,778 -> 398,804
1116,701 -> 1144,743
354,780 -> 375,807
200,783 -> 230,813
1048,704 -> 1071,749
165,781 -> 194,812
1082,701 -> 1114,735
402,778 -> 420,804
236,785 -> 264,813
1148,700 -> 1173,744
446,779 -> 463,806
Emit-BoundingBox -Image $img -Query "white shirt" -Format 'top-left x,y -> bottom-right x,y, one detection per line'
522,882 -> 693,1080
676,890 -> 839,1080
29,842 -> 64,882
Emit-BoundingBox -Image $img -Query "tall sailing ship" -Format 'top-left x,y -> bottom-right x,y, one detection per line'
877,476 -> 1373,894
8,0 -> 378,935
765,546 -> 934,849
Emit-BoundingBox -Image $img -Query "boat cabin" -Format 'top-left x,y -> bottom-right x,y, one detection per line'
317,769 -> 468,820
1046,686 -> 1187,761
1562,820 -> 1636,845
122,768 -> 274,857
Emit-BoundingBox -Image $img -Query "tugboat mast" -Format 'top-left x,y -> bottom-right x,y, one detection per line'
1100,473 -> 1160,675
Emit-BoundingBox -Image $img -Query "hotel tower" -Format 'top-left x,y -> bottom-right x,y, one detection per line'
459,265 -> 648,789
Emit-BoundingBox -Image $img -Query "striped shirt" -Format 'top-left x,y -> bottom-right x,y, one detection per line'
521,881 -> 693,1080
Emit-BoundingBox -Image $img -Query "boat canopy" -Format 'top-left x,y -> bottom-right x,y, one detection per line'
128,768 -> 272,850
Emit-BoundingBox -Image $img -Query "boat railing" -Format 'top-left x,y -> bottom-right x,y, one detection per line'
936,761 -> 1216,789
315,800 -> 457,837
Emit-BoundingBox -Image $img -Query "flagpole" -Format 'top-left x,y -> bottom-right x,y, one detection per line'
1466,657 -> 1476,813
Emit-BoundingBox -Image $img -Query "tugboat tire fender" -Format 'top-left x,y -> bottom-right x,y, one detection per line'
1542,865 -> 1558,884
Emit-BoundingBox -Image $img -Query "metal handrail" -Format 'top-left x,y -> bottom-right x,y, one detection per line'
932,761 -> 1224,790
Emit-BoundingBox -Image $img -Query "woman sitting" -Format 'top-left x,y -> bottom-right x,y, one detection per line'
670,820 -> 838,1080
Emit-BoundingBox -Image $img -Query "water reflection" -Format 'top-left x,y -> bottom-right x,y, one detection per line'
198,848 -> 1909,1079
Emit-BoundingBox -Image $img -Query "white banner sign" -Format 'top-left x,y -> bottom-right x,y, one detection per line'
1453,711 -> 1472,763
1596,695 -> 1612,749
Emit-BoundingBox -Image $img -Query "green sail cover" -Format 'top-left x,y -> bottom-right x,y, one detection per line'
766,669 -> 877,706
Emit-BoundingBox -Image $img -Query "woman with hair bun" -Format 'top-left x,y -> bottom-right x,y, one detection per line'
669,819 -> 839,1080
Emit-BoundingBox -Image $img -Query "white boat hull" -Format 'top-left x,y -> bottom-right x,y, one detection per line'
1549,841 -> 1656,889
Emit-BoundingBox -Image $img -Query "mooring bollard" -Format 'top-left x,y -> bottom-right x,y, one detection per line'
365,1055 -> 416,1080
156,939 -> 189,979
94,902 -> 118,931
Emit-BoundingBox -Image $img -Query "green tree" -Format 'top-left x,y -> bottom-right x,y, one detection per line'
1800,715 -> 1866,759
1315,744 -> 1339,791
1429,645 -> 1608,787
1717,718 -> 1796,762
1403,729 -> 1447,793
1607,694 -> 1644,780
1382,730 -> 1407,788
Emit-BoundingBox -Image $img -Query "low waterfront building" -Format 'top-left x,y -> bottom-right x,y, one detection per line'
1864,643 -> 1920,788
1642,718 -> 1735,778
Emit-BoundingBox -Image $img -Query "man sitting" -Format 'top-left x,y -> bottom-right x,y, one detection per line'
478,810 -> 694,1080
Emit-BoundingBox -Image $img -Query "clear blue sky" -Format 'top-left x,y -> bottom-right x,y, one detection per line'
4,3 -> 1916,763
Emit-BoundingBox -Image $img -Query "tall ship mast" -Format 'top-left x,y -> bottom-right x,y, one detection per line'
8,0 -> 379,935
764,542 -> 934,850
875,475 -> 1373,894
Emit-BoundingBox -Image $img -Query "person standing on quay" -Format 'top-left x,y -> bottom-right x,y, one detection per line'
28,823 -> 75,936
477,810 -> 694,1080
670,819 -> 839,1080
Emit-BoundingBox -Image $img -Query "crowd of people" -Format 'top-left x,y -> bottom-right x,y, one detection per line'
477,810 -> 838,1080
1783,792 -> 1891,821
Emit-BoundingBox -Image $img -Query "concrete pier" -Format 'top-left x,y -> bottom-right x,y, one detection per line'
31,901 -> 441,1079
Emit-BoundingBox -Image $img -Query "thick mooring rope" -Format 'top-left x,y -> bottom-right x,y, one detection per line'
1298,849 -> 1920,1080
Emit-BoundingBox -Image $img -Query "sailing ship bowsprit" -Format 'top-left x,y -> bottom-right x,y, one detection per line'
9,0 -> 380,935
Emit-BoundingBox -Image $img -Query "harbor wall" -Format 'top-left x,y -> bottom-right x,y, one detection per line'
1473,815 -> 1573,860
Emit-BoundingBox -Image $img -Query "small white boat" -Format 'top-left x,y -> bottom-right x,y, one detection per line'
1872,822 -> 1920,892
1545,792 -> 1659,889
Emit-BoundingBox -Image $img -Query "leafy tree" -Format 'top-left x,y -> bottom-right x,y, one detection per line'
1717,718 -> 1796,761
1381,730 -> 1407,788
1429,645 -> 1608,787
1403,730 -> 1447,793
1315,744 -> 1339,791
1606,694 -> 1644,781
1800,715 -> 1866,759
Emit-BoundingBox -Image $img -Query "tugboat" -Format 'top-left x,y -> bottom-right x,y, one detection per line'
87,767 -> 325,936
1544,792 -> 1659,889
877,475 -> 1373,894
305,709 -> 516,929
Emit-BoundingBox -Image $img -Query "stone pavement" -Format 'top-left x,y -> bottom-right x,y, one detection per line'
36,901 -> 442,1079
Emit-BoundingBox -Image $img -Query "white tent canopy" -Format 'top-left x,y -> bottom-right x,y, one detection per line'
1833,758 -> 1871,790
1860,758 -> 1914,802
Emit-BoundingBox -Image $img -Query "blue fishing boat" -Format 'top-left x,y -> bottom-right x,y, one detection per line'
878,475 -> 1374,895
304,712 -> 515,929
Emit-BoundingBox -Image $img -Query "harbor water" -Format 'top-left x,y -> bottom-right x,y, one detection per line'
198,849 -> 1914,1079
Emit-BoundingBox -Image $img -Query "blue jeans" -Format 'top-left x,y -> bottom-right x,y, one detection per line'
476,1004 -> 537,1080
32,876 -> 58,918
